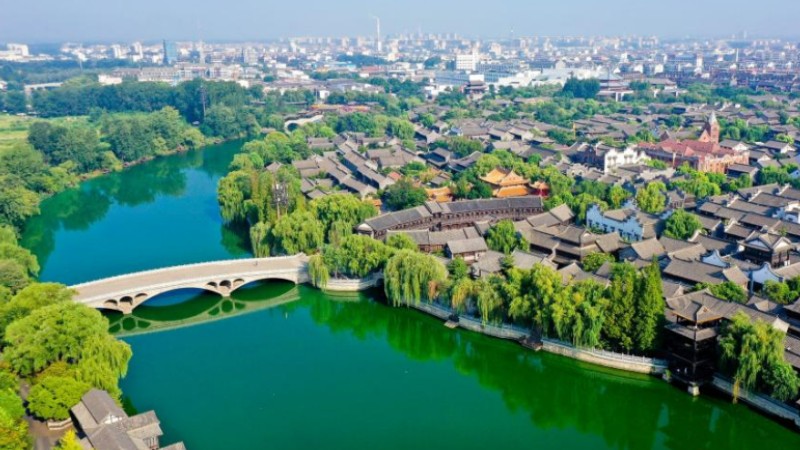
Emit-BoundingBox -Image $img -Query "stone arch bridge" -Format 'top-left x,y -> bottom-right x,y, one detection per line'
71,255 -> 310,314
284,113 -> 324,132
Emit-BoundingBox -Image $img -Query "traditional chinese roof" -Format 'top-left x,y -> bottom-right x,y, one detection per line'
479,168 -> 529,187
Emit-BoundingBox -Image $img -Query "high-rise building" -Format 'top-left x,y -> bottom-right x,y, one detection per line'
163,40 -> 178,65
131,42 -> 144,60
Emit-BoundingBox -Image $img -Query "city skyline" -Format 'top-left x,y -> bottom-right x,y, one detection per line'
3,0 -> 800,43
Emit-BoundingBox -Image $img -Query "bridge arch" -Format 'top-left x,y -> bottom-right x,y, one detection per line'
283,114 -> 324,132
71,255 -> 309,314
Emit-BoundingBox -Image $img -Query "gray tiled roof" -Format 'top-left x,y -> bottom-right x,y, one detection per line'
446,237 -> 488,254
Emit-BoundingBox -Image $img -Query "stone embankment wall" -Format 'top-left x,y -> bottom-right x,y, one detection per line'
409,301 -> 667,375
322,273 -> 383,292
711,376 -> 800,429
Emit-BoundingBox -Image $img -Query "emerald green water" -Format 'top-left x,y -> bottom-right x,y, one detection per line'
20,142 -> 800,449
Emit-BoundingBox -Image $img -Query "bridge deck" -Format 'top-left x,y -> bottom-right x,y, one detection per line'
72,256 -> 307,302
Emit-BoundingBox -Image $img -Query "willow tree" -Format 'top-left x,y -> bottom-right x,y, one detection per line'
307,254 -> 330,288
719,312 -> 800,401
269,211 -> 324,256
0,282 -> 74,337
249,221 -> 272,257
384,250 -> 447,307
4,302 -> 131,386
527,264 -> 563,333
476,278 -> 504,325
311,193 -> 377,236
322,234 -> 391,279
486,220 -> 527,254
217,170 -> 249,223
386,233 -> 417,251
546,280 -> 607,347
448,277 -> 475,313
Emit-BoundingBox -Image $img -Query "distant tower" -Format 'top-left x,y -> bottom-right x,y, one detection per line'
163,40 -> 178,65
372,16 -> 382,53
699,112 -> 720,143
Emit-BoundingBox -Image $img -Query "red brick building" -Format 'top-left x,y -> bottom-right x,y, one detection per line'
639,114 -> 748,173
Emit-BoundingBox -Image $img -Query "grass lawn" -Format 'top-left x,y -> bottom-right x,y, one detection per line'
0,114 -> 33,153
0,114 -> 89,154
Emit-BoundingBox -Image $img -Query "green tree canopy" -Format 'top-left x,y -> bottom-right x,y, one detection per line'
582,252 -> 615,273
323,234 -> 392,279
4,302 -> 131,386
384,250 -> 447,307
53,430 -> 83,450
719,312 -> 800,401
385,233 -> 417,251
267,211 -> 324,256
635,182 -> 667,214
664,209 -> 703,240
27,376 -> 90,421
381,180 -> 427,211
310,193 -> 377,237
0,282 -> 73,337
486,220 -> 527,254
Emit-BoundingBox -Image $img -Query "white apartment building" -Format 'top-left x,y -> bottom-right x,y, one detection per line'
455,53 -> 479,71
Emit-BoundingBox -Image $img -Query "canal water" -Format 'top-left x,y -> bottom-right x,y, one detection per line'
21,141 -> 800,449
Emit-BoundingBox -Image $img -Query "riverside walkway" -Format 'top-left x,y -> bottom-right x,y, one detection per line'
70,254 -> 309,314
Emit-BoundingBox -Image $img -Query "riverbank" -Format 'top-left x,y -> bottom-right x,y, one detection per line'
315,273 -> 800,430
317,273 -> 668,375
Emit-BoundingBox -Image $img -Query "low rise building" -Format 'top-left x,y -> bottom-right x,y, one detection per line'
585,205 -> 660,241
71,389 -> 186,450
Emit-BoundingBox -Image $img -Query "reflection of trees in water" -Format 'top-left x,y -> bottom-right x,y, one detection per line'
220,223 -> 251,257
193,139 -> 246,178
106,282 -> 300,336
93,152 -> 194,207
304,295 -> 800,449
21,142 -> 244,267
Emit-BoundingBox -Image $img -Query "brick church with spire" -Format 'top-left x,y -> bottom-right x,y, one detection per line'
698,111 -> 720,143
639,113 -> 748,173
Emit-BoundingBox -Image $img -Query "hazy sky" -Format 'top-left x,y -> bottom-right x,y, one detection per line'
2,0 -> 800,43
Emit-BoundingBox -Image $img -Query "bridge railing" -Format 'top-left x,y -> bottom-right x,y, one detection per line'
70,254 -> 308,288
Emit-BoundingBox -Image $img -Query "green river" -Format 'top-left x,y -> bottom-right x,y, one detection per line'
20,141 -> 800,449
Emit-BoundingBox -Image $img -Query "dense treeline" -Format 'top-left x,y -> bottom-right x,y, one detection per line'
0,107 -> 211,231
1,77 -> 315,232
0,232 -> 131,447
18,79 -> 311,133
385,256 -> 665,353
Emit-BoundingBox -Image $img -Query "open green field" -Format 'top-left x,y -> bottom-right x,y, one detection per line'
0,114 -> 89,154
0,114 -> 32,153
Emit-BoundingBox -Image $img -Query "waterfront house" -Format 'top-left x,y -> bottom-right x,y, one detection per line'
71,389 -> 185,450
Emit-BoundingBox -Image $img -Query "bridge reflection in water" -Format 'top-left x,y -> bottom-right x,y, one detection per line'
105,281 -> 353,337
